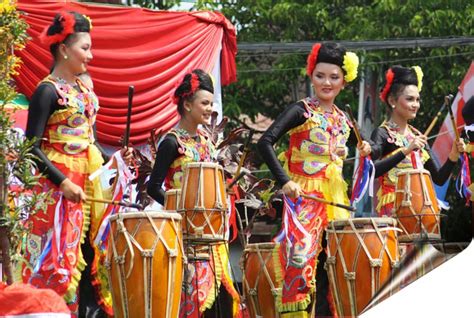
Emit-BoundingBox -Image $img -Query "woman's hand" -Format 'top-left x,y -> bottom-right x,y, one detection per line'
357,141 -> 371,157
59,178 -> 86,203
448,138 -> 466,162
403,135 -> 427,155
120,146 -> 134,166
282,180 -> 301,198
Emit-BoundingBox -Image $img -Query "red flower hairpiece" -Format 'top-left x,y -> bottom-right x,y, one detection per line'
172,72 -> 201,104
306,43 -> 322,77
40,11 -> 76,47
379,68 -> 395,103
190,73 -> 200,95
172,95 -> 180,105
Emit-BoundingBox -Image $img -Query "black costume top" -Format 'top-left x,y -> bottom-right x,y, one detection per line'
257,100 -> 383,187
370,120 -> 457,215
26,80 -> 109,186
370,123 -> 455,183
147,128 -> 215,205
146,134 -> 180,204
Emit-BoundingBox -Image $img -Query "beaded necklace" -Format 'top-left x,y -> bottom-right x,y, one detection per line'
303,97 -> 350,136
51,76 -> 98,119
173,127 -> 212,162
383,120 -> 418,148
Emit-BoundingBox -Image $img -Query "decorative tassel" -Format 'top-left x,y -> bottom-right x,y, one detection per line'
456,153 -> 472,204
274,196 -> 310,249
350,155 -> 375,205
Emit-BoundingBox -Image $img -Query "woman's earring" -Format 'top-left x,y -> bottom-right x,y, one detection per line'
186,108 -> 191,112
391,104 -> 395,109
64,55 -> 68,60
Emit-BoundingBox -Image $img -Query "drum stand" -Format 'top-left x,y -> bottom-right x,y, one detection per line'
184,235 -> 245,318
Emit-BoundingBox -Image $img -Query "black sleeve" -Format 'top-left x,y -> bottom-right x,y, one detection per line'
363,128 -> 383,160
92,123 -> 110,162
146,134 -> 180,205
371,127 -> 407,178
25,83 -> 67,186
424,146 -> 457,185
257,101 -> 307,186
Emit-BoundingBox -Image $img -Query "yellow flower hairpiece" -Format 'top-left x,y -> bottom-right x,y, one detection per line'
84,14 -> 93,30
412,65 -> 423,92
342,51 -> 359,82
209,72 -> 215,87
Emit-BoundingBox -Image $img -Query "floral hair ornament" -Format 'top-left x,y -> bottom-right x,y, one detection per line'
190,72 -> 200,95
379,68 -> 395,103
306,43 -> 322,77
342,51 -> 359,82
39,11 -> 76,47
172,72 -> 201,105
412,65 -> 423,92
208,72 -> 215,87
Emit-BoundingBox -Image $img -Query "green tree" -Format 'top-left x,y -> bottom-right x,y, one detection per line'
212,1 -> 473,130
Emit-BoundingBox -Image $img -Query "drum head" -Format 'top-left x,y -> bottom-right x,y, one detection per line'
108,210 -> 182,222
184,162 -> 223,169
328,217 -> 397,230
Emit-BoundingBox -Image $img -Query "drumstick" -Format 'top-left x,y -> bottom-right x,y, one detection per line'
344,104 -> 363,146
233,129 -> 254,182
447,95 -> 461,142
424,94 -> 452,136
226,171 -> 247,191
301,194 -> 356,212
86,197 -> 143,210
122,85 -> 134,147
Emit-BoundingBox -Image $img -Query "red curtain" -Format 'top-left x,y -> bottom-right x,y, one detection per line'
15,1 -> 237,146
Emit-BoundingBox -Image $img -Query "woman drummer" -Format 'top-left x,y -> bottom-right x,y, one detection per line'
371,65 -> 465,216
257,42 -> 373,317
147,69 -> 240,318
22,11 -> 133,317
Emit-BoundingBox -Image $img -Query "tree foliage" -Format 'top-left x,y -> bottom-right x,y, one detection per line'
211,0 -> 473,130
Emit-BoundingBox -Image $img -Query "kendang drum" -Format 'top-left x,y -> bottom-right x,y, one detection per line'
241,242 -> 280,318
164,189 -> 182,211
393,169 -> 441,242
106,211 -> 184,318
326,218 -> 400,317
180,162 -> 227,242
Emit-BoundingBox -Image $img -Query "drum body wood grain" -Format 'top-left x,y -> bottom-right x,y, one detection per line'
326,218 -> 400,317
106,211 -> 183,318
241,242 -> 280,318
394,169 -> 440,242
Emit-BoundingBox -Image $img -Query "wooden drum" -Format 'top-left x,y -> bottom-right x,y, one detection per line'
394,169 -> 441,242
241,242 -> 280,318
164,189 -> 181,211
106,211 -> 184,318
180,162 -> 227,243
326,218 -> 400,317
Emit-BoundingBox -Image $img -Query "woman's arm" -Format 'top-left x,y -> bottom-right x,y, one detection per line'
146,134 -> 180,205
257,101 -> 307,186
371,127 -> 407,178
25,83 -> 66,186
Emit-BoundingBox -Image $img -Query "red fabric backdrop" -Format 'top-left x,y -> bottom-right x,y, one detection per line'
15,1 -> 237,146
